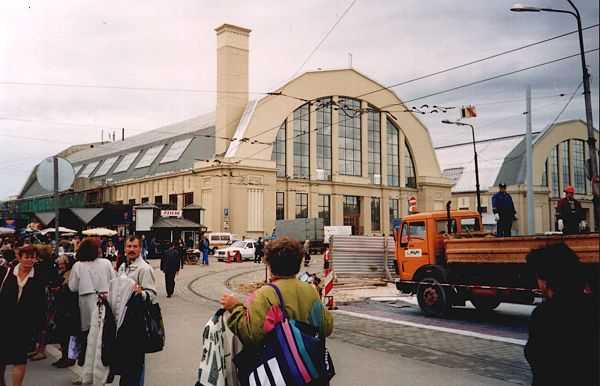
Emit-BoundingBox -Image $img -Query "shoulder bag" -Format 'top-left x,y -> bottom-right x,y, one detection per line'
143,296 -> 165,353
234,283 -> 335,386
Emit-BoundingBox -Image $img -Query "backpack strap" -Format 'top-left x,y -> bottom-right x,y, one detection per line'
266,283 -> 288,319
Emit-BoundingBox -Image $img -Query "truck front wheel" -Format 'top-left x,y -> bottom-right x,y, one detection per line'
417,276 -> 450,317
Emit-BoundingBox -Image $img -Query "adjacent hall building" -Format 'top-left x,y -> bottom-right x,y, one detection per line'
12,24 -> 453,238
436,119 -> 599,234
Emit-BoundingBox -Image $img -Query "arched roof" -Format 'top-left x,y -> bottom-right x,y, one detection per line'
225,68 -> 443,179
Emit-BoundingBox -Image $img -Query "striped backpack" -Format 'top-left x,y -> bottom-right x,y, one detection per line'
234,284 -> 335,386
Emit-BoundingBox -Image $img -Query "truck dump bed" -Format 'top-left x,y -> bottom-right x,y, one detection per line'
445,233 -> 599,264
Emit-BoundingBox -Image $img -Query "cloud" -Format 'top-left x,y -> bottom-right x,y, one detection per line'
0,0 -> 598,199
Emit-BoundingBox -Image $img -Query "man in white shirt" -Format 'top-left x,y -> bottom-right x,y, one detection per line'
117,235 -> 157,386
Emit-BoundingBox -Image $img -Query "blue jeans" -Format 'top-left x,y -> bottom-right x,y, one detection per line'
119,357 -> 144,386
202,250 -> 209,265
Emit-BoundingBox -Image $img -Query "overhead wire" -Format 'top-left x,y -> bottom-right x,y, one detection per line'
356,23 -> 599,99
289,0 -> 358,80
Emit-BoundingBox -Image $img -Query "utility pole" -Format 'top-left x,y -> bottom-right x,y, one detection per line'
53,156 -> 60,250
526,86 -> 534,234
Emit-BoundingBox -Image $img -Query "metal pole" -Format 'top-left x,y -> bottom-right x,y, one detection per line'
567,0 -> 599,231
470,124 -> 482,214
526,85 -> 534,234
53,156 -> 60,251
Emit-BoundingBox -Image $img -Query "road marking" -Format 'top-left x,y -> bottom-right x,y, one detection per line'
334,309 -> 527,346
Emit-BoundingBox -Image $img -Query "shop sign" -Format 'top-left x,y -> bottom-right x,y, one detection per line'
161,210 -> 182,218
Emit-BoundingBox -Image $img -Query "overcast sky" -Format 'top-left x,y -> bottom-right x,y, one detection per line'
1,0 -> 598,200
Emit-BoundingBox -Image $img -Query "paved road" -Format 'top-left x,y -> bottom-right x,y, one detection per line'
21,258 -> 531,385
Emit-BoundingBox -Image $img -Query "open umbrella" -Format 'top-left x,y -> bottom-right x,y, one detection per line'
40,227 -> 77,235
0,227 -> 15,235
82,227 -> 117,237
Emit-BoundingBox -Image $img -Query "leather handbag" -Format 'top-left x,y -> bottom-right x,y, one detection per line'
143,296 -> 165,353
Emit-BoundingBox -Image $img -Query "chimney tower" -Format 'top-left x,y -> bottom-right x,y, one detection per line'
214,24 -> 251,156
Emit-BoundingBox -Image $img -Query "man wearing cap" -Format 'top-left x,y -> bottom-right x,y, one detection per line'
492,183 -> 516,237
556,186 -> 585,234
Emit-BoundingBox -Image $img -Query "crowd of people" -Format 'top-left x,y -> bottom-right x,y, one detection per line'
0,233 -> 163,386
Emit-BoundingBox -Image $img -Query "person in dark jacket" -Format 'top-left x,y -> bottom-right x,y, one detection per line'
254,237 -> 263,263
492,183 -> 516,237
0,245 -> 46,386
160,243 -> 183,298
556,185 -> 585,234
524,243 -> 598,386
51,255 -> 79,368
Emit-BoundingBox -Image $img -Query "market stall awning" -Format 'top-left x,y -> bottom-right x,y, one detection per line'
70,208 -> 103,224
34,212 -> 56,226
151,217 -> 202,229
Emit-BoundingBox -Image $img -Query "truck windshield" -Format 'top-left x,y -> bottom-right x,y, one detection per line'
408,222 -> 426,239
460,218 -> 480,232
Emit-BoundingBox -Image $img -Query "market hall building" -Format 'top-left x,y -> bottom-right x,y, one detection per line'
436,119 -> 599,234
9,24 -> 452,238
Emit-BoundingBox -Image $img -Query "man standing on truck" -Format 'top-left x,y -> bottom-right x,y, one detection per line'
492,183 -> 516,237
556,185 -> 586,234
524,243 -> 598,386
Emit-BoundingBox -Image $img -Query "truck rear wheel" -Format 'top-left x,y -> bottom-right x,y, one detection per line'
417,276 -> 450,317
471,296 -> 501,311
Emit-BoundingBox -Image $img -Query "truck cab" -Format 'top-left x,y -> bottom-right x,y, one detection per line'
396,210 -> 481,283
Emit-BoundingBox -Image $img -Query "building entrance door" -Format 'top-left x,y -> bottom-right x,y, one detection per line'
343,196 -> 361,235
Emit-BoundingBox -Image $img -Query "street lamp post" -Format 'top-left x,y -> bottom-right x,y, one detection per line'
442,120 -> 482,214
511,1 -> 599,230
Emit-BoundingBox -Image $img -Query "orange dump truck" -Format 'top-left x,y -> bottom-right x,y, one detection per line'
394,209 -> 599,316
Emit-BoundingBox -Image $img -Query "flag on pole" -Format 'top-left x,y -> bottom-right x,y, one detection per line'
461,105 -> 477,118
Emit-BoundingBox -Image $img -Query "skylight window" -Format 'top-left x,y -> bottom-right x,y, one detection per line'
113,151 -> 140,173
160,138 -> 193,164
93,156 -> 119,177
442,167 -> 464,184
135,145 -> 164,169
79,161 -> 100,178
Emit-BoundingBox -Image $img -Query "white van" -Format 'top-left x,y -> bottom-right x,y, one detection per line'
205,232 -> 233,253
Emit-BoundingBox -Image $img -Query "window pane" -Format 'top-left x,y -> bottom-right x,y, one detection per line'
573,140 -> 586,194
371,197 -> 381,231
316,98 -> 332,179
408,222 -> 426,239
94,156 -> 119,177
294,104 -> 310,178
318,194 -> 331,226
389,199 -> 399,230
276,192 -> 285,220
387,120 -> 399,186
405,143 -> 417,188
160,138 -> 193,164
559,141 -> 570,192
296,193 -> 308,219
113,151 -> 140,173
338,98 -> 362,176
79,161 -> 100,178
550,145 -> 559,197
368,108 -> 381,184
272,121 -> 287,177
137,145 -> 165,168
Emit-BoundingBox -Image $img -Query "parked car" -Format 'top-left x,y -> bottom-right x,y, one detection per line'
215,239 -> 257,261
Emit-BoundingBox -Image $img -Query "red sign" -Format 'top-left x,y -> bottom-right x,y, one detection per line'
408,196 -> 417,206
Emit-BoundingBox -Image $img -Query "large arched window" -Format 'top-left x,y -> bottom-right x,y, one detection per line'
386,119 -> 399,186
272,120 -> 286,177
316,98 -> 332,179
338,97 -> 361,176
405,143 -> 417,188
294,104 -> 310,178
368,108 -> 381,184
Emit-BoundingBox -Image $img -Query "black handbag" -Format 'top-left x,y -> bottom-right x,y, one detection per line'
143,296 -> 165,353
